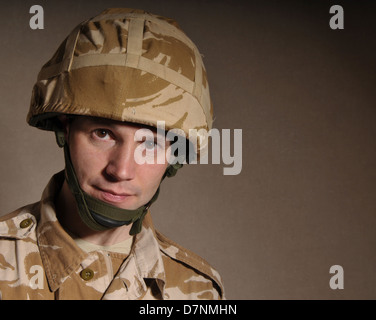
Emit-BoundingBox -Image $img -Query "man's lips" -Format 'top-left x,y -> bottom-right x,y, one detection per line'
94,186 -> 135,203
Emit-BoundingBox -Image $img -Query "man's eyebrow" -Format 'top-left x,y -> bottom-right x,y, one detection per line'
85,118 -> 121,128
86,117 -> 163,138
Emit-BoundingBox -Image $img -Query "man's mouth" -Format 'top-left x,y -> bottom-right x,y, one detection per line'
94,186 -> 134,204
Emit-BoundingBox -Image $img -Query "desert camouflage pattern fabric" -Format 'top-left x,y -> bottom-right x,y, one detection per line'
0,172 -> 224,300
27,8 -> 213,154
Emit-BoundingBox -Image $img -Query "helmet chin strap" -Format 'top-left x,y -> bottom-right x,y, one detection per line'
55,131 -> 182,236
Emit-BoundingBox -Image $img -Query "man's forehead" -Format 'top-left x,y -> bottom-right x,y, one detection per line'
75,116 -> 161,135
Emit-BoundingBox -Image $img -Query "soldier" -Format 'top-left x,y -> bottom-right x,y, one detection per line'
0,8 -> 224,300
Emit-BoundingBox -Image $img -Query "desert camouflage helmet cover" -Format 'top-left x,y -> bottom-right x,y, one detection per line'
27,8 -> 213,153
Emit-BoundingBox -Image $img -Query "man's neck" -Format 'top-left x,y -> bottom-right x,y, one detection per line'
55,180 -> 133,246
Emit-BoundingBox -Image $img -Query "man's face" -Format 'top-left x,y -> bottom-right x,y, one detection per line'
65,117 -> 170,210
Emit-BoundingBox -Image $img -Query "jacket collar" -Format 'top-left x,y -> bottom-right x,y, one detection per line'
36,171 -> 166,296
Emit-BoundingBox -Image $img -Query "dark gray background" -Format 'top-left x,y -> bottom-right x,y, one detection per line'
1,0 -> 375,299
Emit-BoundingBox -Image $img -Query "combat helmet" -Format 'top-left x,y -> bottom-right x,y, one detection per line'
27,8 -> 214,235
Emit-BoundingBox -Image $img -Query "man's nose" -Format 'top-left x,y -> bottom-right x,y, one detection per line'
104,143 -> 136,181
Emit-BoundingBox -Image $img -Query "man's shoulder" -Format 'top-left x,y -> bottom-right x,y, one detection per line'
0,202 -> 41,238
155,229 -> 225,299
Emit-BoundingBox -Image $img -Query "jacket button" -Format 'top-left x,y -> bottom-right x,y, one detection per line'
80,268 -> 94,281
20,218 -> 33,229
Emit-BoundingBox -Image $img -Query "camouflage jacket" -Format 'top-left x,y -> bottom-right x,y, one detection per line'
0,172 -> 224,300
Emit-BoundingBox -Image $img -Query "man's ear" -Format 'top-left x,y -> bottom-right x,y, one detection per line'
58,115 -> 70,142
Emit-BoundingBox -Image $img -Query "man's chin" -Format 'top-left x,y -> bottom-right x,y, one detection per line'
87,186 -> 136,207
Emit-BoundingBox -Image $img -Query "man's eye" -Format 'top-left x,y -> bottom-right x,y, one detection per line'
94,129 -> 111,140
144,140 -> 157,150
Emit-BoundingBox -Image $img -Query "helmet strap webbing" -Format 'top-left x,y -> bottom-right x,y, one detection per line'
55,130 -> 181,236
